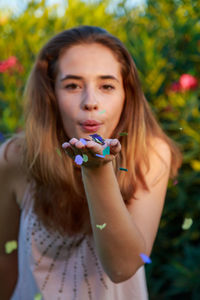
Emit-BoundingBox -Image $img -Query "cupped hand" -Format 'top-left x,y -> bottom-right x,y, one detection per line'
62,137 -> 121,169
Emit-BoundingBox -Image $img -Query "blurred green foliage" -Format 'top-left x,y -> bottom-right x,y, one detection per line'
0,0 -> 200,298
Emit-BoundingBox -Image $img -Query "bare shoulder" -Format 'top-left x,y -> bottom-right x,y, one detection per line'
0,133 -> 28,208
149,136 -> 172,166
0,133 -> 24,171
143,136 -> 172,187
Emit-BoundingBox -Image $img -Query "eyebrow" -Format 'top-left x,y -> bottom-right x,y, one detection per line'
60,74 -> 120,83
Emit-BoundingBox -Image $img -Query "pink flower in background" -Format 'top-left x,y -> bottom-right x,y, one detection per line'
170,81 -> 181,92
169,74 -> 198,93
179,74 -> 198,91
0,56 -> 23,73
6,56 -> 17,67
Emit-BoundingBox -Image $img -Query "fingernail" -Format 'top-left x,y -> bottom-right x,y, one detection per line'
62,142 -> 69,148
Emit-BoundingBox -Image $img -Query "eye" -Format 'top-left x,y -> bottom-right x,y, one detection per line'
64,84 -> 80,90
102,85 -> 115,90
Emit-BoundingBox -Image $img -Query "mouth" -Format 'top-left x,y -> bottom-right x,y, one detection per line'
80,124 -> 101,133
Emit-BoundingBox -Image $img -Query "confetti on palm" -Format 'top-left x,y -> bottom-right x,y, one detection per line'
89,134 -> 105,145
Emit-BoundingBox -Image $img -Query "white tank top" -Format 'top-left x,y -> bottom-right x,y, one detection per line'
10,181 -> 149,300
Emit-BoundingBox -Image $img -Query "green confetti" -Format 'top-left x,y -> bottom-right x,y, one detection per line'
119,167 -> 128,171
99,109 -> 106,114
82,154 -> 88,162
102,146 -> 110,156
56,148 -> 62,158
182,218 -> 193,230
5,240 -> 18,254
34,293 -> 42,300
96,223 -> 107,230
119,132 -> 128,136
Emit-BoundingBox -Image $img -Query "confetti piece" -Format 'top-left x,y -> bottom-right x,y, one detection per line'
96,223 -> 107,230
119,132 -> 128,136
179,128 -> 183,130
89,134 -> 105,145
82,154 -> 88,162
139,253 -> 152,264
182,218 -> 193,230
95,154 -> 105,158
119,167 -> 128,171
75,155 -> 83,165
99,109 -> 106,114
34,293 -> 42,300
55,148 -> 62,158
80,138 -> 87,145
0,132 -> 5,143
5,240 -> 18,254
102,146 -> 110,156
173,179 -> 178,185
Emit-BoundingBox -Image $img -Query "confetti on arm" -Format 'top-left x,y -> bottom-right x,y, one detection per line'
119,132 -> 128,136
96,223 -> 107,230
139,253 -> 152,264
5,240 -> 18,254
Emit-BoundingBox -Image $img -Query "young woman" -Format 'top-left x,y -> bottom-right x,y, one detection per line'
0,25 -> 182,300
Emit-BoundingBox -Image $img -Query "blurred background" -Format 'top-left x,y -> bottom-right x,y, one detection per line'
0,0 -> 200,299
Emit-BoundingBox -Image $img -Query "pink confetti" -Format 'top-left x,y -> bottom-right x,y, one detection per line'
173,180 -> 178,185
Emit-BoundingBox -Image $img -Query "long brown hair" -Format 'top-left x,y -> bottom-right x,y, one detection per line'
5,25 -> 182,237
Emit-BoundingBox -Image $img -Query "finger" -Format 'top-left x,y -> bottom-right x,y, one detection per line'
75,140 -> 86,149
86,141 -> 103,154
64,146 -> 74,159
69,138 -> 79,145
109,139 -> 121,153
62,142 -> 70,149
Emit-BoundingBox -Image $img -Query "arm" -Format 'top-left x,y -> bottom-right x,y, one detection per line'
81,161 -> 146,283
0,139 -> 21,299
81,138 -> 171,283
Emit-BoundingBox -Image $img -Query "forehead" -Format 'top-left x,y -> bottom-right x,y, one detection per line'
57,43 -> 121,78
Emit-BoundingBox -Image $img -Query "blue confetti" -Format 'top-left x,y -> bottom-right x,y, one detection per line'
75,155 -> 83,165
95,154 -> 105,158
139,253 -> 152,264
0,132 -> 5,143
103,146 -> 110,156
89,134 -> 105,145
80,138 -> 87,145
119,168 -> 128,171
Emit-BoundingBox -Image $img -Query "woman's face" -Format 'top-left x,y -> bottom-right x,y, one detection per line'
55,43 -> 125,141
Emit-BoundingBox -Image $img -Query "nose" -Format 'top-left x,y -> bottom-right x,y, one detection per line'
81,85 -> 99,110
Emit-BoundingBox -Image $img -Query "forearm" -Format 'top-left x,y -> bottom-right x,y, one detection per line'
81,161 -> 146,283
